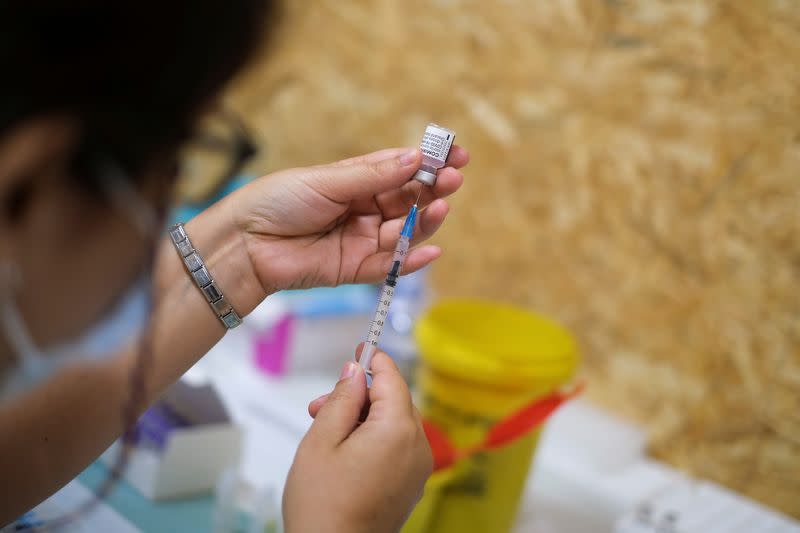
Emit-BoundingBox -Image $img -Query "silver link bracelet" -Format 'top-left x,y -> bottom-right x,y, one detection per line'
168,223 -> 242,329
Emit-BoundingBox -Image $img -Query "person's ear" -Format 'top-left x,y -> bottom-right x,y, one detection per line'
0,116 -> 78,225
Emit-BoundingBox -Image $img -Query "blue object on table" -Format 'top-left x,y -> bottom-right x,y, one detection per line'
168,174 -> 256,226
280,284 -> 377,318
78,461 -> 214,532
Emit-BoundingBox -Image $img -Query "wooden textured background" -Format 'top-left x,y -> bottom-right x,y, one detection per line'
225,0 -> 800,517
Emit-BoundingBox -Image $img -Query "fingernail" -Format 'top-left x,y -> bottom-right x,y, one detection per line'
400,149 -> 419,166
340,361 -> 358,380
311,393 -> 330,404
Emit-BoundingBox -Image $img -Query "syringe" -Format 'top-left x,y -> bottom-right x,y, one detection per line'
359,202 -> 419,374
357,123 -> 455,374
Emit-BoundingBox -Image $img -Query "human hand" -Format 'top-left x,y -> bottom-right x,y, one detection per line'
283,349 -> 432,533
227,146 -> 468,302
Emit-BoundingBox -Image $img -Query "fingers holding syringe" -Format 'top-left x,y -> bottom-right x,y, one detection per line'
352,245 -> 442,285
366,351 -> 417,420
307,344 -> 365,419
377,199 -> 449,252
405,167 -> 464,213
399,245 -> 444,275
375,166 -> 464,220
317,348 -> 413,420
368,244 -> 442,283
308,342 -> 399,420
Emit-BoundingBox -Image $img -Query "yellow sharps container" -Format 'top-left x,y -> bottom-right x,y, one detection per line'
402,299 -> 578,533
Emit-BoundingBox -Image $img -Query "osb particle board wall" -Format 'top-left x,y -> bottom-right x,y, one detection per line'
226,0 -> 800,517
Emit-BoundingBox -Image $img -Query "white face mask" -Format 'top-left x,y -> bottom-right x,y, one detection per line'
0,278 -> 151,399
0,159 -> 160,400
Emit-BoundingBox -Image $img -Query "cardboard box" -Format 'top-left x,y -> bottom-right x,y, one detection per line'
102,380 -> 242,500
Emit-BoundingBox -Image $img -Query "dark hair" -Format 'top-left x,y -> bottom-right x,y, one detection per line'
0,0 -> 278,189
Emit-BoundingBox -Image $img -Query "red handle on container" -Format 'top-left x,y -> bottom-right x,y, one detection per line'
423,383 -> 585,472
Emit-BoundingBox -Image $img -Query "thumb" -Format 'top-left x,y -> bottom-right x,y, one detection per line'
305,361 -> 368,446
307,149 -> 422,202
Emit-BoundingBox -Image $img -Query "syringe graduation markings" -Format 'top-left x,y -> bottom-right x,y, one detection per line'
359,204 -> 417,374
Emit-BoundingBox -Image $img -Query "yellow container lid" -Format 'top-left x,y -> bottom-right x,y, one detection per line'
415,299 -> 578,390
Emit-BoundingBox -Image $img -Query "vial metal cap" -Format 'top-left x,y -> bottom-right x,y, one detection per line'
413,169 -> 437,186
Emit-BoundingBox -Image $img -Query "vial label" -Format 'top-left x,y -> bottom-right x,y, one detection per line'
419,123 -> 455,167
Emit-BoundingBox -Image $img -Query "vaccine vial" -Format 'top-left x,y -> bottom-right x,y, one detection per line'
413,123 -> 456,186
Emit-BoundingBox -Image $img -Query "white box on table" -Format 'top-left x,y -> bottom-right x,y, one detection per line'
101,379 -> 242,501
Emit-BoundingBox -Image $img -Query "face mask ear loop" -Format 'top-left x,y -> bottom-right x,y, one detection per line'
1,297 -> 43,369
0,262 -> 44,371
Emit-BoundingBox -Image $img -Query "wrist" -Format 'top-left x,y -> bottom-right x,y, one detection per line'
155,200 -> 268,317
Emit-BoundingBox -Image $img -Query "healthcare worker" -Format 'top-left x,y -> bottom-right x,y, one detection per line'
0,2 -> 469,531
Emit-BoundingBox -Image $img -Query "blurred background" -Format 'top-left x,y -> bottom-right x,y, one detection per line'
6,1 -> 799,531
217,0 -> 800,519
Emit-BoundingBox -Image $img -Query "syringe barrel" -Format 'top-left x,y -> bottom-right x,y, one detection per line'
359,234 -> 411,372
392,234 -> 410,266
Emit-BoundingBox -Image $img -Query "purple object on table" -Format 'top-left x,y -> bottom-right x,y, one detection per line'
137,403 -> 191,450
